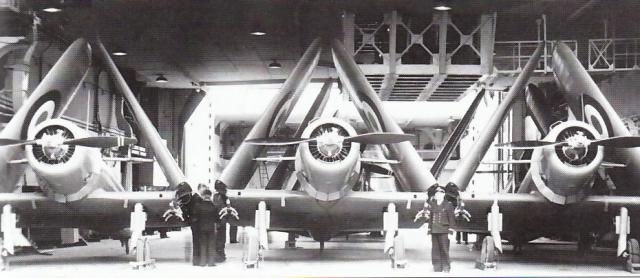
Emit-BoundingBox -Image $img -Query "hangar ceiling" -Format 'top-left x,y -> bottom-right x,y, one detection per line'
13,0 -> 640,90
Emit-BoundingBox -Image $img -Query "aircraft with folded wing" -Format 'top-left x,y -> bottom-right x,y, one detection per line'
0,38 -> 191,254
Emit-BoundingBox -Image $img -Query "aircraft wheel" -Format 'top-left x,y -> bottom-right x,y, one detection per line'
480,236 -> 496,264
625,238 -> 640,272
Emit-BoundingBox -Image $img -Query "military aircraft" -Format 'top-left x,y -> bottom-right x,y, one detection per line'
439,41 -> 640,271
0,38 -> 191,254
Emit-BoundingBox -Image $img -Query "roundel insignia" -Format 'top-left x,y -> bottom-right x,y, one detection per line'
585,104 -> 609,138
21,90 -> 62,139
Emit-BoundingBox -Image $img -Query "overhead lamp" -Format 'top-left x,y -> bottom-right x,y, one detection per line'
268,60 -> 282,69
111,47 -> 128,56
155,74 -> 168,83
42,6 -> 62,13
250,24 -> 266,36
433,1 -> 451,11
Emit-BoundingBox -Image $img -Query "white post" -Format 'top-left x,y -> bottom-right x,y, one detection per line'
487,199 -> 503,253
383,203 -> 398,254
254,201 -> 270,250
1,205 -> 16,256
616,207 -> 630,257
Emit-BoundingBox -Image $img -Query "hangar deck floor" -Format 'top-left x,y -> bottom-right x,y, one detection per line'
4,226 -> 628,277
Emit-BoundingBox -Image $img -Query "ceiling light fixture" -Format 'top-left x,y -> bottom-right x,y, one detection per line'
250,23 -> 266,36
268,60 -> 282,69
155,74 -> 168,83
43,6 -> 62,13
433,1 -> 451,11
112,47 -> 127,56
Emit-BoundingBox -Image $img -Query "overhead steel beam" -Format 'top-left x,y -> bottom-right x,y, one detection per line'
95,39 -> 187,190
437,11 -> 449,75
416,73 -> 446,101
219,38 -> 322,189
331,38 -> 438,192
379,11 -> 399,101
448,42 -> 544,192
480,13 -> 497,75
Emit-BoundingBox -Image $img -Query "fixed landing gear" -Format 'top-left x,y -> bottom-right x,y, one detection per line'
319,241 -> 325,252
285,233 -> 297,249
243,201 -> 270,268
384,203 -> 406,268
616,207 -> 640,273
624,238 -> 640,273
475,235 -> 497,270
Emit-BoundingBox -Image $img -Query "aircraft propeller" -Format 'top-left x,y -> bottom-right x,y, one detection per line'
0,136 -> 137,148
496,135 -> 640,149
245,132 -> 414,146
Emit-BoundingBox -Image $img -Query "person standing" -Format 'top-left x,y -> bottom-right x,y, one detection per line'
190,189 -> 219,266
213,180 -> 229,262
188,183 -> 208,266
427,186 -> 456,272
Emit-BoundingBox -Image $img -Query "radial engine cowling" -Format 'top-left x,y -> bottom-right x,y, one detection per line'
530,120 -> 603,204
295,118 -> 360,201
26,119 -> 117,202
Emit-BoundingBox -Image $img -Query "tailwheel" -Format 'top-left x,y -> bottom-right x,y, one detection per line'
624,238 -> 640,273
476,235 -> 497,270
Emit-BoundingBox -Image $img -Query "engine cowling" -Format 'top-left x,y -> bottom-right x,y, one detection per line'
295,118 -> 361,201
530,120 -> 603,204
26,119 -> 120,202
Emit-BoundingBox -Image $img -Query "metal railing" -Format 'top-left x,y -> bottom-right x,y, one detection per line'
494,40 -> 578,73
352,13 -> 492,66
589,38 -> 640,71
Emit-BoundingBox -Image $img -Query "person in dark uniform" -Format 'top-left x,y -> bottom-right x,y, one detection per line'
427,186 -> 456,273
213,180 -> 230,262
187,183 -> 208,266
190,189 -> 219,266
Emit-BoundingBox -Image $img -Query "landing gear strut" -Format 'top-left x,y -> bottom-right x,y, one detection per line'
625,238 -> 640,273
243,201 -> 269,268
384,203 -> 406,268
616,207 -> 640,272
476,235 -> 497,270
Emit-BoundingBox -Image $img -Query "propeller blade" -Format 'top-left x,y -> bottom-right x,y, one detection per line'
495,140 -> 560,149
591,136 -> 640,148
244,138 -> 314,146
64,136 -> 137,148
346,133 -> 414,144
362,162 -> 394,176
0,138 -> 36,147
